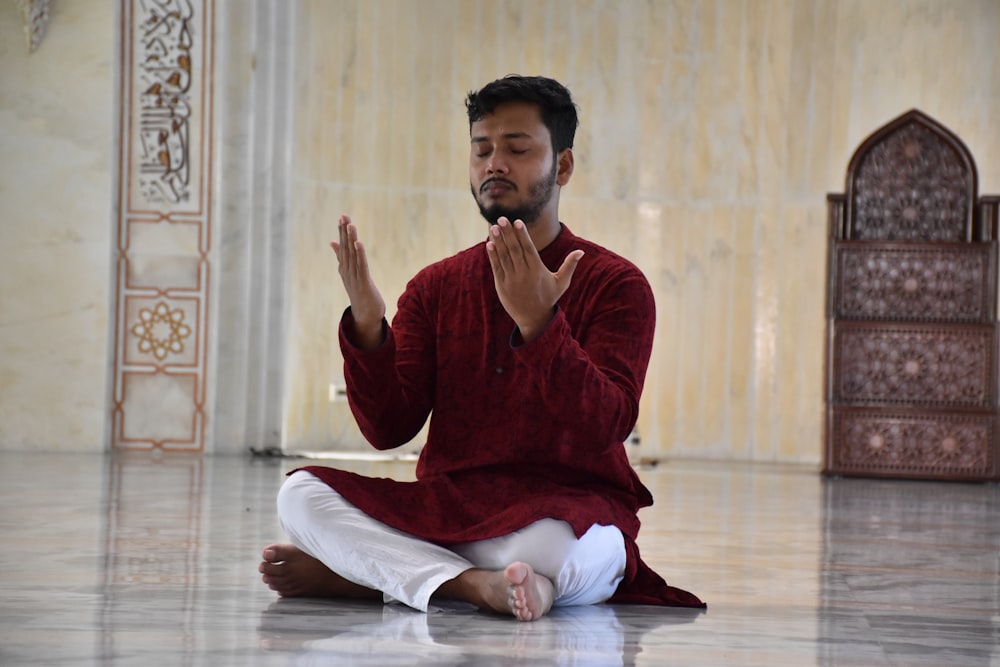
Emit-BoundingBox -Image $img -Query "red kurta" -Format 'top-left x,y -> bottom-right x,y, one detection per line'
301,224 -> 704,608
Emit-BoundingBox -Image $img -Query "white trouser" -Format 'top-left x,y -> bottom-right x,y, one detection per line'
277,470 -> 626,612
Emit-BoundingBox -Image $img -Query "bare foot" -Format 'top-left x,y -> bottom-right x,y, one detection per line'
258,543 -> 381,600
438,561 -> 554,622
504,562 -> 554,622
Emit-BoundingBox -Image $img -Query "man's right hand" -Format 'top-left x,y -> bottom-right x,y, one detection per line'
330,214 -> 386,350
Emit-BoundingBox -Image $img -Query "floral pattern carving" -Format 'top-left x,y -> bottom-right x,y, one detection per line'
851,123 -> 971,241
131,302 -> 192,361
835,327 -> 993,408
835,413 -> 991,475
835,245 -> 990,321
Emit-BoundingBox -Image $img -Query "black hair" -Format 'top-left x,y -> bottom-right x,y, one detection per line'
465,75 -> 579,154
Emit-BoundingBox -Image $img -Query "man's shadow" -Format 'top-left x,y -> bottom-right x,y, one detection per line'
258,599 -> 704,666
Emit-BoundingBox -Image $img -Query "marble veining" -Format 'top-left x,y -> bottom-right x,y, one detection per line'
0,453 -> 998,665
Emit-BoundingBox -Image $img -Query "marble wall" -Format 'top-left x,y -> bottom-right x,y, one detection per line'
2,1 -> 999,463
0,0 -> 113,452
283,0 -> 1000,463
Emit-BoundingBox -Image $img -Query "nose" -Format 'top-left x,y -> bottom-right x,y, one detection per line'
487,154 -> 508,175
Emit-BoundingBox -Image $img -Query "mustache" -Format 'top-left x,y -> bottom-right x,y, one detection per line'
480,178 -> 517,193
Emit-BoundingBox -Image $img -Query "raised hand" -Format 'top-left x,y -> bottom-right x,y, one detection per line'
485,217 -> 584,342
330,215 -> 386,350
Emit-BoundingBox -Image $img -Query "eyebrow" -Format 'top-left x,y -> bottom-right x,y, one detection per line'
470,132 -> 534,143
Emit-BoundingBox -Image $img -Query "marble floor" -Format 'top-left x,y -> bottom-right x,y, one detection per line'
0,451 -> 997,666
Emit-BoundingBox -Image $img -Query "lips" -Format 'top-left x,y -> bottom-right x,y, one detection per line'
481,179 -> 515,195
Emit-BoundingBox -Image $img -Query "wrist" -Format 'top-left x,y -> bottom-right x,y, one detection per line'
348,311 -> 385,350
516,308 -> 556,343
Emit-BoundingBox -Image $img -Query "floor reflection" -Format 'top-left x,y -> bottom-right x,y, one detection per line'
98,454 -> 205,661
820,476 -> 1000,666
257,598 -> 704,667
2,451 -> 998,666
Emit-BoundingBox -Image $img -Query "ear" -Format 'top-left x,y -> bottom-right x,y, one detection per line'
555,148 -> 574,186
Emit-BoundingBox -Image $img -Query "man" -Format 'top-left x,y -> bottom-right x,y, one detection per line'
259,75 -> 704,621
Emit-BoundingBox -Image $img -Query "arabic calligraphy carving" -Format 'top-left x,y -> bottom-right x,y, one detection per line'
137,0 -> 194,204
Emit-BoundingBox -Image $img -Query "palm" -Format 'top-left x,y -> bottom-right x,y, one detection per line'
331,215 -> 386,348
486,218 -> 583,341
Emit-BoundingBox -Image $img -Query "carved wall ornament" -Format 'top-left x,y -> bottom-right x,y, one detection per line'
836,412 -> 992,476
13,0 -> 51,52
834,326 -> 993,408
111,0 -> 214,451
137,0 -> 195,204
849,119 -> 975,242
835,245 -> 992,322
825,109 -> 999,481
130,301 -> 192,361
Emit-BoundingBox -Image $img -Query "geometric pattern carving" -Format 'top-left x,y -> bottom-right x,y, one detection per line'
851,122 -> 972,241
834,411 -> 993,477
826,109 -> 998,480
834,244 -> 993,322
111,0 -> 215,451
834,325 -> 994,408
130,301 -> 193,361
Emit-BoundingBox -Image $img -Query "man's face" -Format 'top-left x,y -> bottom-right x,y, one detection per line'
469,101 -> 559,226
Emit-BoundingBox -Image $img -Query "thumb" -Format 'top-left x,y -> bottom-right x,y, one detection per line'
554,249 -> 585,293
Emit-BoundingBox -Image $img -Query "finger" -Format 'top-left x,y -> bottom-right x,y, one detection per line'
337,215 -> 352,265
486,240 -> 505,281
353,239 -> 371,282
554,249 -> 585,294
489,219 -> 516,275
342,220 -> 364,280
509,219 -> 539,267
496,218 -> 528,268
346,223 -> 362,279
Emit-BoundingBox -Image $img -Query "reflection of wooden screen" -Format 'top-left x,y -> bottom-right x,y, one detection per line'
824,109 -> 1000,480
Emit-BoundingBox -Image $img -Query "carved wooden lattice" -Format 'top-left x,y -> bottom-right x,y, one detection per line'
835,412 -> 993,475
835,326 -> 994,408
825,109 -> 999,480
835,245 -> 993,322
850,122 -> 973,241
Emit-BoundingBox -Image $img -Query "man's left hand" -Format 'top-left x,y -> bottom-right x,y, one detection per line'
486,217 -> 584,342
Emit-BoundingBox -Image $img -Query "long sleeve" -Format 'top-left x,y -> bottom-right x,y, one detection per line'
339,224 -> 655,503
301,225 -> 704,608
338,296 -> 435,449
511,266 -> 655,456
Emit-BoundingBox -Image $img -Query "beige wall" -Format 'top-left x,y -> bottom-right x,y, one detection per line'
0,1 -> 114,452
284,0 -> 1000,463
2,1 -> 998,461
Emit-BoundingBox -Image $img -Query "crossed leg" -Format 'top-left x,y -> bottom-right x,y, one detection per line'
259,544 -> 380,600
263,471 -> 621,622
259,544 -> 553,621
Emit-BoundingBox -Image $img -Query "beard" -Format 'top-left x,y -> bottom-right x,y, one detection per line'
472,159 -> 558,226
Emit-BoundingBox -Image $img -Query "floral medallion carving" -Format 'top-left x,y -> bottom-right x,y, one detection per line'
130,301 -> 192,361
835,412 -> 992,475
